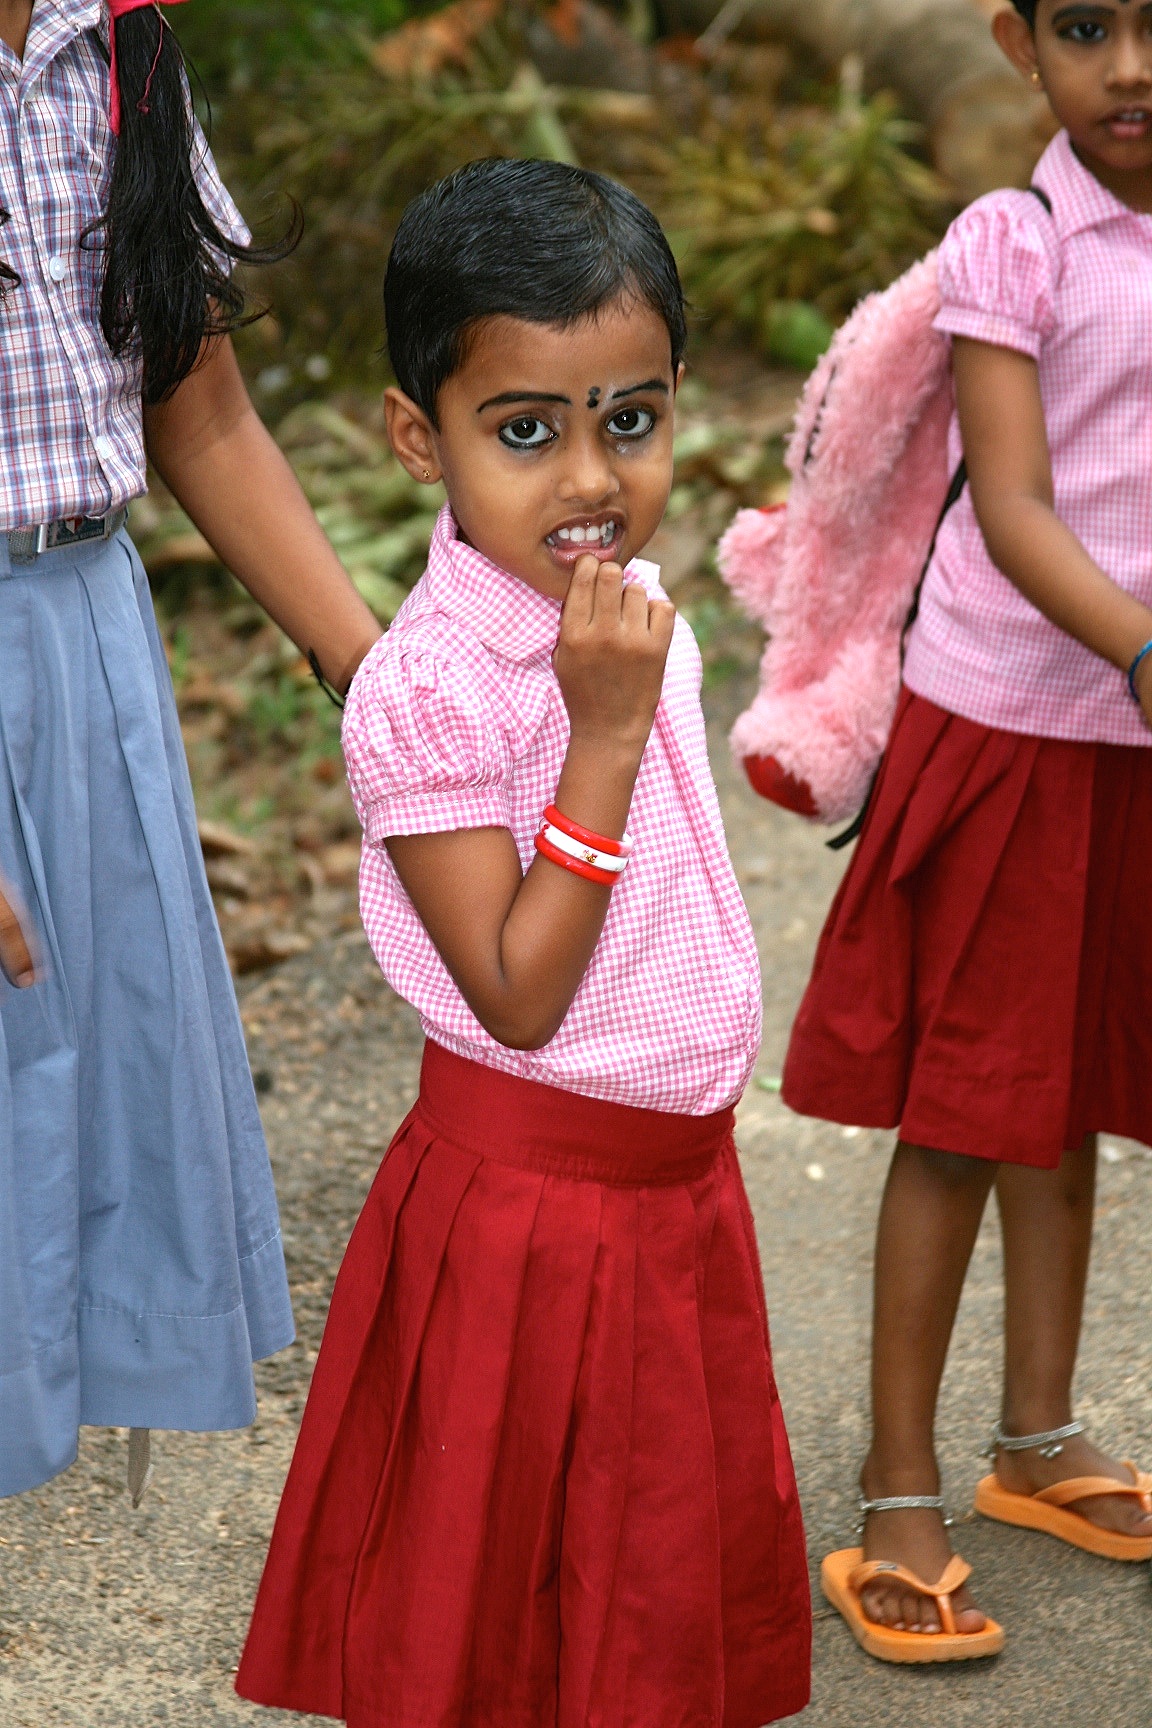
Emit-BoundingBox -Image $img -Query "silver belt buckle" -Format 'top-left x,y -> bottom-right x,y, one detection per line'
8,509 -> 125,564
8,523 -> 47,563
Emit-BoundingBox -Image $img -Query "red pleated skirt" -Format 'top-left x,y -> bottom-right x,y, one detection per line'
784,688 -> 1152,1169
236,1042 -> 811,1728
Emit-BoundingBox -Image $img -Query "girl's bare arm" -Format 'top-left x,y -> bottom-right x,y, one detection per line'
385,557 -> 675,1052
143,336 -> 382,696
953,336 -> 1152,722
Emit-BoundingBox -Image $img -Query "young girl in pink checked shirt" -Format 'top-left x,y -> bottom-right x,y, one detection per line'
236,158 -> 811,1728
784,0 -> 1152,1667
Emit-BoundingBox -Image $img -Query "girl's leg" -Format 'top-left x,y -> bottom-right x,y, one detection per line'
994,1136 -> 1152,1536
859,1140 -> 996,1634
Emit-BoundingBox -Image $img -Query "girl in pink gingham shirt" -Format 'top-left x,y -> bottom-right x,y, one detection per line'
237,160 -> 812,1728
785,0 -> 1152,1669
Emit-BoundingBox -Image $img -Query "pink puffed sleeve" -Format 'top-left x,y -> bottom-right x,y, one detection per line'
342,634 -> 514,843
933,191 -> 1059,359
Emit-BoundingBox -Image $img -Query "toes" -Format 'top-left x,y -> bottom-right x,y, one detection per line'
1070,1493 -> 1152,1538
859,1585 -> 887,1627
954,1604 -> 988,1633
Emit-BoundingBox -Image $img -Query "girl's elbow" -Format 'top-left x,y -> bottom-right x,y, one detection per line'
477,1007 -> 562,1052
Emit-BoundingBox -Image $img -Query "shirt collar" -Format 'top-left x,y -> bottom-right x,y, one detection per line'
41,0 -> 102,32
422,505 -> 665,665
16,0 -> 102,88
1034,127 -> 1152,240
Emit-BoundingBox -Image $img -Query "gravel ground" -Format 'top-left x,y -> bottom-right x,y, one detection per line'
1,677 -> 1149,1727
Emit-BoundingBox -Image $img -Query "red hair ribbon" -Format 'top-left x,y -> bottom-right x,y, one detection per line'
107,0 -> 191,136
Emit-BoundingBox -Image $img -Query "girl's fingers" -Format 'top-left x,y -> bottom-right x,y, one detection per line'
647,597 -> 677,645
591,558 -> 624,622
561,554 -> 603,630
0,889 -> 37,988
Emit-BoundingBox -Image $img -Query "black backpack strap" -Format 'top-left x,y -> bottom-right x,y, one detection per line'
826,457 -> 969,851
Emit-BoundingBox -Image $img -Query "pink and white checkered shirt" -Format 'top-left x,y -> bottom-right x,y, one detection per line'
343,507 -> 763,1116
904,129 -> 1152,745
0,0 -> 248,532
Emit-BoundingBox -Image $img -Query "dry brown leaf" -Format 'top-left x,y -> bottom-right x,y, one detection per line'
198,819 -> 258,860
544,0 -> 583,48
319,842 -> 363,888
229,930 -> 312,976
369,0 -> 500,81
205,859 -> 252,899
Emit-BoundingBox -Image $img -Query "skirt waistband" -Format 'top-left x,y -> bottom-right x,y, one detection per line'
416,1042 -> 735,1186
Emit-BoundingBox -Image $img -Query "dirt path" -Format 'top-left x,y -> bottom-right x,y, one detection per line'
2,678 -> 1149,1727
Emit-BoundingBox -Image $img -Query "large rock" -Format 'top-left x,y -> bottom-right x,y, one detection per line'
657,0 -> 1056,197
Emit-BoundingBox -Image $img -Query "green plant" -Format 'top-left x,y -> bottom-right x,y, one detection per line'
178,1 -> 417,92
229,23 -> 657,378
661,91 -> 948,356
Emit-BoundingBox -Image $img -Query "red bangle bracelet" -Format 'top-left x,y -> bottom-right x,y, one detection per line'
534,830 -> 619,886
543,803 -> 631,858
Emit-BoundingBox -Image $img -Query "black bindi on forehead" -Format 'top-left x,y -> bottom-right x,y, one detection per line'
587,386 -> 601,409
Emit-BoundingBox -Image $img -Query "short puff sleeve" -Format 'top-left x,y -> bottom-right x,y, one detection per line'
933,192 -> 1059,359
342,636 -> 514,844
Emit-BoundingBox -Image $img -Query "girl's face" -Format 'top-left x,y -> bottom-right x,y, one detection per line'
385,297 -> 680,602
996,0 -> 1152,203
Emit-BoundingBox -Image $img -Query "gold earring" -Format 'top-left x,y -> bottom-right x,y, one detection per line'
1031,68 -> 1042,86
422,468 -> 431,481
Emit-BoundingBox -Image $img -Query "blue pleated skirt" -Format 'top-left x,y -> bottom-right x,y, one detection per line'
0,529 -> 294,1498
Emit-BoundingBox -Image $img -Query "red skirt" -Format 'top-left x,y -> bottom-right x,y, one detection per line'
784,688 -> 1152,1169
236,1042 -> 811,1728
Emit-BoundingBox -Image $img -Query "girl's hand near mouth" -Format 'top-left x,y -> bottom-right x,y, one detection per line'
554,552 -> 675,756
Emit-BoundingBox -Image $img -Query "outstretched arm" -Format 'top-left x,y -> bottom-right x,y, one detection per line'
143,336 -> 382,696
385,557 -> 675,1052
953,336 -> 1152,724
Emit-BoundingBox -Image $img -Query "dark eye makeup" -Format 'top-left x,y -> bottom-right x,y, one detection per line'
606,405 -> 657,439
498,415 -> 556,450
1060,16 -> 1108,39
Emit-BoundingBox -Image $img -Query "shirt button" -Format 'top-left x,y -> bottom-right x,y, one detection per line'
48,255 -> 68,282
94,436 -> 116,463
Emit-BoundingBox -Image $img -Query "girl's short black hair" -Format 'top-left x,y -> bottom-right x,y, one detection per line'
384,158 -> 688,421
1009,0 -> 1037,23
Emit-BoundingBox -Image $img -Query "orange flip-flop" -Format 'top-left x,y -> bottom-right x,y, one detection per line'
821,1549 -> 1005,1664
975,1465 -> 1152,1560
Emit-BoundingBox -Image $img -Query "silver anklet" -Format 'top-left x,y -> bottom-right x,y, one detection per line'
984,1419 -> 1084,1462
858,1494 -> 953,1533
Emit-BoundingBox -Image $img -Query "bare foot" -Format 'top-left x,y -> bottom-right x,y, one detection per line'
858,1469 -> 987,1634
995,1433 -> 1152,1538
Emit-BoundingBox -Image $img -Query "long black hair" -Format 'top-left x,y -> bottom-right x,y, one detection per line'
90,8 -> 298,403
384,158 -> 688,423
0,10 -> 296,403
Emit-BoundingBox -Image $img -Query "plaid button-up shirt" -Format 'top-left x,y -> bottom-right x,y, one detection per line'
343,508 -> 763,1116
0,0 -> 248,532
906,129 -> 1152,745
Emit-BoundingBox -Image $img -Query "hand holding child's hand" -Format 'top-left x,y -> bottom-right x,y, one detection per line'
0,874 -> 37,989
553,555 -> 676,755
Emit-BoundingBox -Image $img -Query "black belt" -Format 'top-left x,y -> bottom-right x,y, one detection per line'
7,507 -> 128,563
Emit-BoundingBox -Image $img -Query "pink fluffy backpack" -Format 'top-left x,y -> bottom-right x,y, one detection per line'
719,187 -> 1052,837
717,254 -> 957,836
